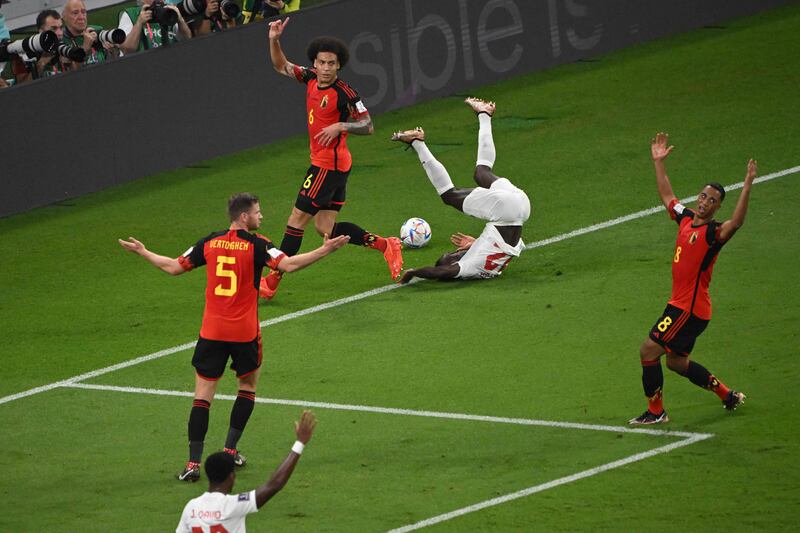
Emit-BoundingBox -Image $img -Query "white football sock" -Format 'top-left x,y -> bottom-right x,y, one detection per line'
413,141 -> 454,195
476,113 -> 496,168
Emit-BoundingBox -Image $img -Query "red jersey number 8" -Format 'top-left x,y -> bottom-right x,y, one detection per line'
192,526 -> 230,533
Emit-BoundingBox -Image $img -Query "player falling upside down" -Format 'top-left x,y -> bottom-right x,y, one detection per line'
392,97 -> 531,283
629,132 -> 756,425
260,17 -> 402,300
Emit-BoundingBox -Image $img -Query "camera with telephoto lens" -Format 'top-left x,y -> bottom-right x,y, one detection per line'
0,31 -> 59,62
146,0 -> 178,26
177,0 -> 240,21
94,28 -> 126,48
57,43 -> 86,62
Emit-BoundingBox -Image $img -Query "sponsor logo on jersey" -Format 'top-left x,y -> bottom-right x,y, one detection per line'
689,231 -> 698,244
321,95 -> 328,109
238,493 -> 250,501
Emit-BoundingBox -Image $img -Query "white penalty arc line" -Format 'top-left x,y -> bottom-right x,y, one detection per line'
62,382 -> 712,440
1,165 -> 797,407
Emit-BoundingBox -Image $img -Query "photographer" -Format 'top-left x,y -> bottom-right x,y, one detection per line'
62,0 -> 119,66
12,10 -> 70,84
119,0 -> 192,54
193,1 -> 237,36
242,0 -> 301,24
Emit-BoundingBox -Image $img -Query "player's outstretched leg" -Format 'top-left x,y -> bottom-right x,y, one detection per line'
391,127 -> 472,211
329,221 -> 403,279
665,355 -> 746,411
465,97 -> 501,189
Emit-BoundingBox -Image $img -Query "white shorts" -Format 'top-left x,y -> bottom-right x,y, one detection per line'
462,178 -> 531,225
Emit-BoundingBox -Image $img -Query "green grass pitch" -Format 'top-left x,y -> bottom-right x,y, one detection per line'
1,4 -> 799,531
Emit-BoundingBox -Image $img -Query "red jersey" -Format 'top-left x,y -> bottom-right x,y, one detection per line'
178,230 -> 285,342
666,199 -> 725,320
293,65 -> 369,172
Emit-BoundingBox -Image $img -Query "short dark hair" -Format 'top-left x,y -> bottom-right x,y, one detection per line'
37,9 -> 61,30
228,193 -> 259,222
205,452 -> 235,483
705,181 -> 726,202
307,36 -> 349,69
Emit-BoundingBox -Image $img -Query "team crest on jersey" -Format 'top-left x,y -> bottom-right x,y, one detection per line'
320,95 -> 328,109
689,231 -> 698,244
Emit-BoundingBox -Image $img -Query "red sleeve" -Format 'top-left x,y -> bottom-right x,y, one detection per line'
667,198 -> 679,220
177,255 -> 194,271
293,65 -> 315,84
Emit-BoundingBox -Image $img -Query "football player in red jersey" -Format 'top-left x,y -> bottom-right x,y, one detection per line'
629,133 -> 756,425
119,193 -> 348,480
260,17 -> 403,300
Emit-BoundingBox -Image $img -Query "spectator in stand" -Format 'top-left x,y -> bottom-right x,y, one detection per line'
242,0 -> 300,24
62,0 -> 119,66
119,0 -> 192,54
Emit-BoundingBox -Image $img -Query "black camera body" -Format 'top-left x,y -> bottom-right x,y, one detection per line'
146,0 -> 179,26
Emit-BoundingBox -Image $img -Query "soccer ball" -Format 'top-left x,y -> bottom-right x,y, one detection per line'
400,217 -> 432,248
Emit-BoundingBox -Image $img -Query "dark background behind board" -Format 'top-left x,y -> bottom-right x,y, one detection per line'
0,0 -> 792,217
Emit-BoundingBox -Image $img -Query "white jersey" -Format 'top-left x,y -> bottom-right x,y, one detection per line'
456,223 -> 524,279
176,490 -> 258,533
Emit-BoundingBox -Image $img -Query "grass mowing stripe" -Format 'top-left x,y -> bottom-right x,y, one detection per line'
62,382 -> 711,439
387,434 -> 713,533
0,164 -> 796,408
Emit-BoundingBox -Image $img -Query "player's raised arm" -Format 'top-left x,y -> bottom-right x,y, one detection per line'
651,132 -> 677,209
719,159 -> 757,242
255,410 -> 317,508
268,18 -> 297,78
118,237 -> 185,275
276,234 -> 349,273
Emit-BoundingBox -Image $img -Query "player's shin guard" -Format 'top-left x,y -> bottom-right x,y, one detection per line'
225,390 -> 255,451
188,398 -> 211,463
683,361 -> 731,401
280,225 -> 305,257
642,359 -> 664,414
476,113 -> 496,168
411,142 -> 455,195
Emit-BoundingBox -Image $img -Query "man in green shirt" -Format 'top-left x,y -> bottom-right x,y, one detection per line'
62,0 -> 119,66
119,0 -> 192,54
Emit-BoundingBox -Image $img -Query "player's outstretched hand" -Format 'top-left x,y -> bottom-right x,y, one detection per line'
268,17 -> 289,40
295,410 -> 316,444
745,159 -> 758,184
450,232 -> 475,251
398,269 -> 416,285
118,237 -> 146,255
322,233 -> 350,252
650,132 -> 674,162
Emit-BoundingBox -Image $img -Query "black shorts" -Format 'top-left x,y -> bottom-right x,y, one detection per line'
192,333 -> 262,380
648,304 -> 709,356
294,165 -> 349,215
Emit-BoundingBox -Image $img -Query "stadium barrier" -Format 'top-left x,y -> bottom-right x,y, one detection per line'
0,0 -> 791,217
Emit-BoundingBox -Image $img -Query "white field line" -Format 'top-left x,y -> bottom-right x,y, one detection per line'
63,382 -> 712,439
524,165 -> 800,250
0,165 -> 796,407
63,382 -> 713,532
387,433 -> 712,533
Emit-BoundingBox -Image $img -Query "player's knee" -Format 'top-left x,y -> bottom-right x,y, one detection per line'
639,339 -> 662,360
665,355 -> 688,374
